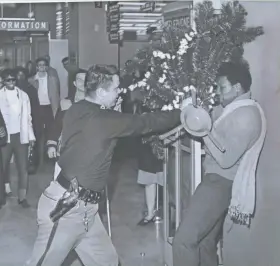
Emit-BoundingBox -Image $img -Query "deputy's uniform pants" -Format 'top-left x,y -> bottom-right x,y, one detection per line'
25,181 -> 118,266
172,173 -> 233,266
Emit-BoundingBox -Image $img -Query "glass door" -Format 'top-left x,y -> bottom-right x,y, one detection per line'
0,41 -> 31,69
15,42 -> 31,67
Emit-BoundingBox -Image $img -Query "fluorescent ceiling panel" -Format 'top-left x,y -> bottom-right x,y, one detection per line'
122,13 -> 162,17
118,2 -> 146,6
119,23 -> 160,28
120,19 -> 158,23
134,24 -> 149,27
119,7 -> 163,12
119,23 -> 149,27
120,26 -> 147,30
119,23 -> 134,27
121,16 -> 162,22
118,2 -> 166,7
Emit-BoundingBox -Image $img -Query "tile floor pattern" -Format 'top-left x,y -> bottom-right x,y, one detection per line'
0,159 -> 164,266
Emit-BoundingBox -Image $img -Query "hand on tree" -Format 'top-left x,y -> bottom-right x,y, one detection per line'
180,97 -> 193,110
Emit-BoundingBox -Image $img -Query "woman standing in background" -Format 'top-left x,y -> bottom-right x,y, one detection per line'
137,138 -> 164,225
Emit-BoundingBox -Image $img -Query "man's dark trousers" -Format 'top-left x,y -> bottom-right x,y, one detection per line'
172,173 -> 232,266
1,133 -> 29,200
0,149 -> 5,204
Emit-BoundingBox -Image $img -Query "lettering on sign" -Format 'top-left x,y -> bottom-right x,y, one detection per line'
109,32 -> 119,44
0,20 -> 49,31
110,13 -> 120,23
108,4 -> 119,13
110,24 -> 119,32
140,2 -> 155,12
106,1 -> 120,43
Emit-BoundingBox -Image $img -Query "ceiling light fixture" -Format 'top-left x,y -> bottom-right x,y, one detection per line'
122,13 -> 162,17
120,27 -> 147,30
119,7 -> 163,12
119,23 -> 134,27
120,19 -> 159,23
118,2 -> 166,7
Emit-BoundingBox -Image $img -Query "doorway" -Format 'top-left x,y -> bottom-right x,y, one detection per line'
0,31 -> 49,69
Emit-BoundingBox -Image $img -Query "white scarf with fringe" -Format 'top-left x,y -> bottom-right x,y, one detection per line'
214,99 -> 266,226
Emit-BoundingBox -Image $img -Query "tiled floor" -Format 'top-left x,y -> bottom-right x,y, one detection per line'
0,158 -> 164,266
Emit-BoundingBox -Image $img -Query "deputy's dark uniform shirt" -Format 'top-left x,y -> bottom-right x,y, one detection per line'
47,108 -> 66,148
58,100 -> 180,191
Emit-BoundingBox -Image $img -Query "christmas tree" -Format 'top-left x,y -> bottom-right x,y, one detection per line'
121,1 -> 264,159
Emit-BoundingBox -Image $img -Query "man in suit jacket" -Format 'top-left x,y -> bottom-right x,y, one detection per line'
44,55 -> 60,91
28,57 -> 60,165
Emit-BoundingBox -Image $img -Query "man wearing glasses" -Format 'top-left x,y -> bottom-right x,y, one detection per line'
0,69 -> 35,208
29,57 -> 60,166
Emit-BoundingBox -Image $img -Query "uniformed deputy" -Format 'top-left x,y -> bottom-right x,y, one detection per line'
25,65 -> 181,266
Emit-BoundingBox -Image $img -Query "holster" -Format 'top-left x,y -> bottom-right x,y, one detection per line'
49,178 -> 79,223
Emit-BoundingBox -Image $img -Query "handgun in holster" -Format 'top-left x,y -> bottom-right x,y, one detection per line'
49,178 -> 79,223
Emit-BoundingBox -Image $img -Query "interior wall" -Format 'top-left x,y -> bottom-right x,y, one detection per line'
34,3 -> 56,39
78,2 -> 118,69
68,3 -> 79,66
223,2 -> 280,266
49,39 -> 69,99
2,4 -> 29,18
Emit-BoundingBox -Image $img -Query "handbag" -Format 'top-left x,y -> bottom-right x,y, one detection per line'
28,144 -> 38,175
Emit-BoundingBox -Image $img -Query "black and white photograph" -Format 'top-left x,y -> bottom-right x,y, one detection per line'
0,1 -> 278,266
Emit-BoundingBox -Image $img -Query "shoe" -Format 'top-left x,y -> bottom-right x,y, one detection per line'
0,201 -> 6,209
0,198 -> 6,205
5,192 -> 12,197
137,216 -> 155,226
18,199 -> 30,208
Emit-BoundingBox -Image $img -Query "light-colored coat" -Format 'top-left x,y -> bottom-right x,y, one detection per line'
0,86 -> 36,144
29,72 -> 60,116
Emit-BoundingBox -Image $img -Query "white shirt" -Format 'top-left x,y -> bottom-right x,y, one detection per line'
5,89 -> 21,134
36,73 -> 50,105
53,162 -> 61,180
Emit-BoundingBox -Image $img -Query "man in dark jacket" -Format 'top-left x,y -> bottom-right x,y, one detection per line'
25,64 -> 183,266
0,109 -> 7,208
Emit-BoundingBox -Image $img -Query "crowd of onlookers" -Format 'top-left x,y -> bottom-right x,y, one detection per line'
0,55 -> 85,209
